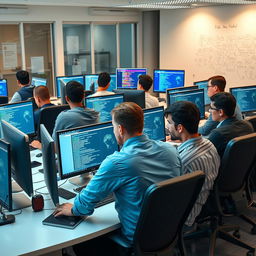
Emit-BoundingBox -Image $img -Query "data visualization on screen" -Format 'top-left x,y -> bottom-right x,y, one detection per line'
57,122 -> 118,179
85,94 -> 124,122
153,69 -> 185,93
0,79 -> 8,97
85,74 -> 117,92
31,77 -> 47,87
194,80 -> 210,105
116,68 -> 147,89
230,85 -> 256,113
143,107 -> 165,141
0,101 -> 35,138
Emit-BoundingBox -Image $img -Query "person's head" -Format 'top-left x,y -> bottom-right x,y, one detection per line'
65,80 -> 84,104
16,70 -> 30,86
138,75 -> 153,91
98,72 -> 111,89
207,75 -> 226,97
111,102 -> 144,145
210,92 -> 236,122
164,101 -> 200,141
33,86 -> 51,107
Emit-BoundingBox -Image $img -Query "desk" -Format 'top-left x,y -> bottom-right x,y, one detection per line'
1,150 -> 120,256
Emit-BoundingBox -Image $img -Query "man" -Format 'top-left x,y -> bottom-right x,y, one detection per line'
208,92 -> 253,158
90,72 -> 114,97
10,70 -> 35,103
138,74 -> 159,109
54,102 -> 182,255
165,101 -> 220,226
198,75 -> 243,136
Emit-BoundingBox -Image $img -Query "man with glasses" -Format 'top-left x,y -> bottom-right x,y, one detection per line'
208,92 -> 253,158
198,75 -> 243,136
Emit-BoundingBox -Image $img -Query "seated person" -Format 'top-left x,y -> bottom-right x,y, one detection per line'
54,102 -> 182,256
165,101 -> 220,227
208,92 -> 254,158
90,72 -> 114,97
198,75 -> 242,136
138,74 -> 159,109
9,70 -> 35,103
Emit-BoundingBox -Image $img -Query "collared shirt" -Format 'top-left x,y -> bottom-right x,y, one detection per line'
72,135 -> 182,245
178,136 -> 220,226
145,92 -> 159,109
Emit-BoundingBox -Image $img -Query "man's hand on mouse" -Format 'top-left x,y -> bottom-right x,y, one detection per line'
53,203 -> 74,217
30,140 -> 42,150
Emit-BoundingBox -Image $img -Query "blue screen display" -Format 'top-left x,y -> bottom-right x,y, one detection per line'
31,77 -> 47,87
230,86 -> 256,113
168,89 -> 205,119
84,74 -> 116,92
143,107 -> 165,141
0,79 -> 8,96
57,122 -> 118,178
116,68 -> 147,89
194,80 -> 210,105
153,70 -> 185,93
0,101 -> 35,137
85,94 -> 124,122
56,75 -> 84,98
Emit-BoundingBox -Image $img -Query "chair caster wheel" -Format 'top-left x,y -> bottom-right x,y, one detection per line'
233,230 -> 240,239
247,250 -> 255,256
251,226 -> 256,235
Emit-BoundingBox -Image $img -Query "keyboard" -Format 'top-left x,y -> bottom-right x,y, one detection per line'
95,193 -> 115,208
73,184 -> 87,193
58,187 -> 76,200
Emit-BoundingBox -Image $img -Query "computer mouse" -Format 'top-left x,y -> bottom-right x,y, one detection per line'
36,152 -> 43,157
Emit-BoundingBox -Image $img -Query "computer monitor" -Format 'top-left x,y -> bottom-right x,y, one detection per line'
116,68 -> 147,89
0,101 -> 35,138
56,75 -> 84,98
113,89 -> 145,109
143,107 -> 166,141
2,120 -> 33,209
194,80 -> 210,105
85,94 -> 124,122
0,79 -> 8,97
230,85 -> 256,114
31,77 -> 47,87
40,124 -> 59,206
56,122 -> 118,182
84,74 -> 117,92
168,89 -> 205,119
153,69 -> 185,93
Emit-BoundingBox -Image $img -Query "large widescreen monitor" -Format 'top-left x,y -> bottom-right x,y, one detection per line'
0,79 -> 8,97
168,89 -> 205,119
85,94 -> 124,122
194,80 -> 210,105
31,77 -> 47,87
0,101 -> 35,138
230,85 -> 256,114
56,122 -> 119,180
56,75 -> 84,98
84,74 -> 117,92
143,107 -> 166,141
153,69 -> 185,93
116,68 -> 147,89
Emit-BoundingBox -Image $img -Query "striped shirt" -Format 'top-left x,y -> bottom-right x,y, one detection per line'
178,136 -> 220,226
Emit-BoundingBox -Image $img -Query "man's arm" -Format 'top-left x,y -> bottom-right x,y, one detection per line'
198,113 -> 218,136
9,92 -> 22,103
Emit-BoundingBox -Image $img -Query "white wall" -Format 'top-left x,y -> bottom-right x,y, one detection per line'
160,5 -> 256,90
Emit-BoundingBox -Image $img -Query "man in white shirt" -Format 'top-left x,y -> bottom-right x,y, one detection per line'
137,74 -> 159,109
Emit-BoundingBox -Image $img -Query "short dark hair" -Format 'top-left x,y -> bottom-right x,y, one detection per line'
66,81 -> 84,103
138,75 -> 153,91
16,70 -> 30,85
208,75 -> 226,92
33,86 -> 50,101
210,92 -> 236,117
98,72 -> 111,88
111,102 -> 144,135
164,101 -> 200,134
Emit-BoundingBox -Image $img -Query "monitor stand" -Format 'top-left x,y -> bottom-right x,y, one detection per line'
12,193 -> 31,210
68,173 -> 92,187
12,181 -> 23,193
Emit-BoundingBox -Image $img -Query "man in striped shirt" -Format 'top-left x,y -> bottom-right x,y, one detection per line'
165,101 -> 220,226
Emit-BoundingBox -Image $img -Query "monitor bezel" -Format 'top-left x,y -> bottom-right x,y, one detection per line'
153,69 -> 185,93
0,79 -> 8,97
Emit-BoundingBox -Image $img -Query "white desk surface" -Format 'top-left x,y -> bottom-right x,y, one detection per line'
1,150 -> 120,256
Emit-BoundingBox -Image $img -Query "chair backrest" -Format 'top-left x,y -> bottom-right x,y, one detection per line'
37,104 -> 70,139
133,170 -> 205,255
217,133 -> 256,193
0,96 -> 8,104
245,116 -> 256,132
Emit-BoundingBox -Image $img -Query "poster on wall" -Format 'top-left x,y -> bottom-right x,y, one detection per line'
31,56 -> 44,74
2,42 -> 18,70
66,36 -> 79,54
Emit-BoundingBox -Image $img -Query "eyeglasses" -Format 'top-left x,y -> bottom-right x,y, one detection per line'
207,85 -> 215,89
209,106 -> 220,111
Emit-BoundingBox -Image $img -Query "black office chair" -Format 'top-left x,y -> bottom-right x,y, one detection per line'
245,116 -> 256,132
111,170 -> 205,256
0,96 -> 8,104
37,104 -> 70,140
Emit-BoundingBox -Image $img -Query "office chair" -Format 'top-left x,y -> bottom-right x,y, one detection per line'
245,116 -> 256,132
0,96 -> 8,104
111,170 -> 205,256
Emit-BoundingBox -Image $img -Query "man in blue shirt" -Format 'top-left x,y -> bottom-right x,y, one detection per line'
54,102 -> 182,255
